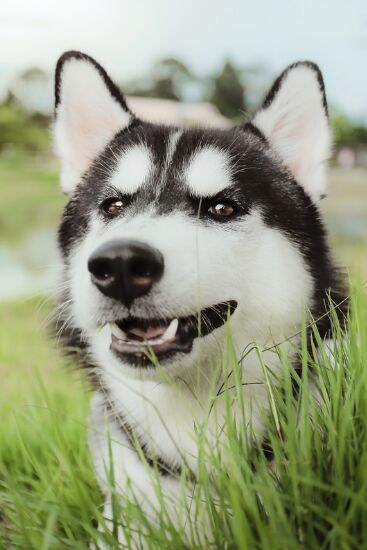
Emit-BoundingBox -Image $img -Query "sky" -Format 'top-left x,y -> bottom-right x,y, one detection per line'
1,0 -> 367,120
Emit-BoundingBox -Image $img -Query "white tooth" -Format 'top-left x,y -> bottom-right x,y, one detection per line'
110,322 -> 127,340
148,338 -> 163,345
127,341 -> 146,347
161,318 -> 179,342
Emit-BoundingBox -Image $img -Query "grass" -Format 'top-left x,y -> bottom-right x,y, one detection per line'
0,297 -> 99,547
1,152 -> 367,548
0,286 -> 367,548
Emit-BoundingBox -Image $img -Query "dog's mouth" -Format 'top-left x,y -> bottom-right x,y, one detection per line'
109,300 -> 237,366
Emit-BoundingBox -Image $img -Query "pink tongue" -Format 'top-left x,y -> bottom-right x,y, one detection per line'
127,325 -> 166,341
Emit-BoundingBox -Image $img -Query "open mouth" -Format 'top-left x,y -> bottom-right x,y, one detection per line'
109,300 -> 237,366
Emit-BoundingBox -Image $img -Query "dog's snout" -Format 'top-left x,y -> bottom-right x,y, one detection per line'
88,240 -> 164,306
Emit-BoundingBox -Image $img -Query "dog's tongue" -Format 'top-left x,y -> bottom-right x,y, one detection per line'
127,325 -> 167,341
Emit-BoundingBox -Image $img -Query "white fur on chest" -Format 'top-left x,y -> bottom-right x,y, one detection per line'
88,344 -> 290,545
91,342 -> 288,474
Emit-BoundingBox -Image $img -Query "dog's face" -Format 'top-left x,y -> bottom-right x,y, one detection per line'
54,52 -> 331,378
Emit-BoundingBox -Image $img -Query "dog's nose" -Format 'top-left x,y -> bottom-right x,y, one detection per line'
88,240 -> 164,306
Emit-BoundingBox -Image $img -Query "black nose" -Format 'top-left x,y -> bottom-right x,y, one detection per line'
88,240 -> 164,306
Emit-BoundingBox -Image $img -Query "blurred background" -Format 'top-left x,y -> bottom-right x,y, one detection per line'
0,0 -> 366,321
0,4 -> 366,543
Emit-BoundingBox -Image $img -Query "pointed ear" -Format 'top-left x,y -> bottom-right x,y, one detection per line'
54,51 -> 132,195
252,62 -> 330,202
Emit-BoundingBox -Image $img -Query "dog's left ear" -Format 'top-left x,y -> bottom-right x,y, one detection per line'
54,51 -> 133,196
252,62 -> 330,201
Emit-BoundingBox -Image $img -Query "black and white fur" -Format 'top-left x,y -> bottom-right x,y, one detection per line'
54,51 -> 346,543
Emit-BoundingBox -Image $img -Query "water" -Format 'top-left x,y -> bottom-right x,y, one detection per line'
330,215 -> 367,239
0,229 -> 60,300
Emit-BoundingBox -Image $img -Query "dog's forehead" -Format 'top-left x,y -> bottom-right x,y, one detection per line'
105,125 -> 236,198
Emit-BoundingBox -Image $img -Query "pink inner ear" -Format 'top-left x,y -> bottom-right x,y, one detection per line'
252,65 -> 330,201
54,58 -> 132,194
68,102 -> 123,174
266,106 -> 322,189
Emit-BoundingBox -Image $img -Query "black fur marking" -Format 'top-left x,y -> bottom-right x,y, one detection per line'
260,439 -> 275,462
260,60 -> 328,118
54,50 -> 131,114
242,121 -> 268,144
57,195 -> 90,258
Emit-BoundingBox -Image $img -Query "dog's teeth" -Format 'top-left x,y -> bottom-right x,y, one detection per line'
110,318 -> 178,348
110,322 -> 127,340
161,318 -> 179,342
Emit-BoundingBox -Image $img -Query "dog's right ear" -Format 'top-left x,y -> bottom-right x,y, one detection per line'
54,51 -> 132,196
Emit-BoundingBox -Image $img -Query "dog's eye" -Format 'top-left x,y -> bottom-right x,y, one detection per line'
208,201 -> 235,220
101,198 -> 124,216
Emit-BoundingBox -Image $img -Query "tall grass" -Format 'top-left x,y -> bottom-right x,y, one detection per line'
0,283 -> 367,549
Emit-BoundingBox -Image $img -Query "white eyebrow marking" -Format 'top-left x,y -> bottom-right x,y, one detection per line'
185,147 -> 233,197
108,144 -> 152,194
165,130 -> 182,168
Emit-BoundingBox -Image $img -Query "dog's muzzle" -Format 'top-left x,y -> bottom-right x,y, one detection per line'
88,239 -> 238,367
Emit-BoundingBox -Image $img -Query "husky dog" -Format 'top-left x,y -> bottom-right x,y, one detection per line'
54,51 -> 345,542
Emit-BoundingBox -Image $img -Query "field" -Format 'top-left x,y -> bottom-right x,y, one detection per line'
0,152 -> 367,548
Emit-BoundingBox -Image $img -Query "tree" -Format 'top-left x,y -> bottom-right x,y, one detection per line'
125,57 -> 247,119
332,113 -> 367,147
209,61 -> 246,120
126,57 -> 194,101
8,66 -> 52,115
0,103 -> 49,152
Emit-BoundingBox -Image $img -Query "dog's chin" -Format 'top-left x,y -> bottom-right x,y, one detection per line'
106,300 -> 238,368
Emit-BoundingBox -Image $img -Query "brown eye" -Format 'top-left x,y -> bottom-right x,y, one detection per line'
208,201 -> 235,220
102,198 -> 124,216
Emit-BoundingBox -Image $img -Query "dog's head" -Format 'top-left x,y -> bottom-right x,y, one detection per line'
54,51 -> 331,378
